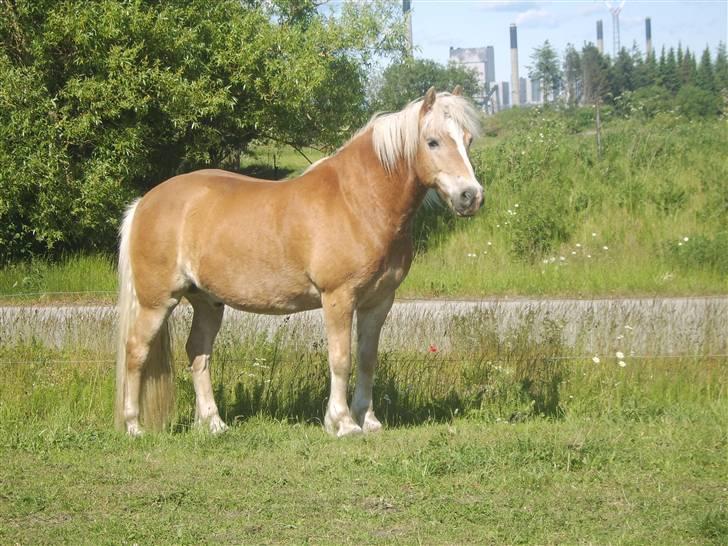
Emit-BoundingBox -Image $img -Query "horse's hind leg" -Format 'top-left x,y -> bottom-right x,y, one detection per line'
352,294 -> 394,433
125,305 -> 173,436
185,294 -> 226,433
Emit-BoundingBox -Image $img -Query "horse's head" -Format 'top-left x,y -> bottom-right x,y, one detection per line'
414,87 -> 483,217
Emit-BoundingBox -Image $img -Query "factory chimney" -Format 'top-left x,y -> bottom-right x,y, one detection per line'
403,0 -> 413,58
596,20 -> 604,54
645,17 -> 652,58
510,24 -> 520,107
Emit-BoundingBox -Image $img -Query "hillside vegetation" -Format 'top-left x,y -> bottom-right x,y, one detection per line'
1,108 -> 727,300
403,107 -> 728,297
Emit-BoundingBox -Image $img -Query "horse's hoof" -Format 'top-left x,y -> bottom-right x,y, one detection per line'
337,422 -> 363,438
126,423 -> 144,438
209,416 -> 228,435
362,416 -> 383,433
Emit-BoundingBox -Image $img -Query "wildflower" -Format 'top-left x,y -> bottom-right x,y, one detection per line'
543,259 -> 549,264
603,246 -> 609,251
571,251 -> 576,255
624,325 -> 634,330
616,334 -> 624,340
575,243 -> 582,248
487,241 -> 492,246
683,236 -> 689,242
592,232 -> 597,237
467,253 -> 477,258
587,254 -> 592,258
615,351 -> 624,359
514,203 -> 519,208
428,344 -> 438,353
592,356 -> 601,364
559,256 -> 566,261
618,360 -> 627,368
678,242 -> 683,246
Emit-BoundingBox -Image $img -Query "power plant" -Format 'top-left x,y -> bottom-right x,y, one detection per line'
409,1 -> 655,113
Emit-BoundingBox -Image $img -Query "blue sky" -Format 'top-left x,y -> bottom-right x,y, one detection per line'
409,0 -> 728,84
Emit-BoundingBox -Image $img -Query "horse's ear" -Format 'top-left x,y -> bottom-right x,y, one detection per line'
421,86 -> 436,115
452,85 -> 463,96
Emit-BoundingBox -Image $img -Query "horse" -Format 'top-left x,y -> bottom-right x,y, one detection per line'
114,86 -> 483,438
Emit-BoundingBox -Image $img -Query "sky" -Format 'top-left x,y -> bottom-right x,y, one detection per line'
408,0 -> 728,84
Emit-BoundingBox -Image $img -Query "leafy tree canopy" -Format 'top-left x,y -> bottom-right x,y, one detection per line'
370,58 -> 480,112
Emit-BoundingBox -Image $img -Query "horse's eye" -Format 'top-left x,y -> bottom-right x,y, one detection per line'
427,139 -> 439,150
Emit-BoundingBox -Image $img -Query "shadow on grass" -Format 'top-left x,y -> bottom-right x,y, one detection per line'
171,351 -> 565,431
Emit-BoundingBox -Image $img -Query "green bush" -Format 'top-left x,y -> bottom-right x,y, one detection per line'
664,232 -> 728,274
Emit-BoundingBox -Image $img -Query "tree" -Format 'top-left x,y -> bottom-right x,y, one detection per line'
562,43 -> 581,107
0,0 -> 406,262
715,42 -> 728,92
371,58 -> 480,112
610,47 -> 636,98
662,47 -> 679,93
696,47 -> 716,92
529,40 -> 561,103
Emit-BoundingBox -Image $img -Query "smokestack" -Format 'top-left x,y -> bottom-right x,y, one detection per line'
645,17 -> 652,58
403,0 -> 413,58
510,24 -> 520,108
596,20 -> 604,54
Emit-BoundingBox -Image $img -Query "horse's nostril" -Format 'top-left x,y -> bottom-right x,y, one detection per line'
461,190 -> 473,203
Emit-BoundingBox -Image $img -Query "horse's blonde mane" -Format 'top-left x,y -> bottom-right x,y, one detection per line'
303,92 -> 481,176
368,92 -> 482,171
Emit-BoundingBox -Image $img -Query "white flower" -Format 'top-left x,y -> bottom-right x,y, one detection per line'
543,259 -> 549,264
603,246 -> 609,251
559,256 -> 566,261
514,203 -> 519,208
683,236 -> 689,242
678,242 -> 683,246
575,243 -> 582,248
592,356 -> 601,364
571,251 -> 576,255
587,254 -> 592,258
487,241 -> 492,246
592,232 -> 597,237
618,360 -> 627,368
625,325 -> 634,330
616,351 -> 625,359
616,335 -> 624,340
467,253 -> 477,258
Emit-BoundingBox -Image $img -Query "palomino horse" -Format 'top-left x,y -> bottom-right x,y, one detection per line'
114,87 -> 483,437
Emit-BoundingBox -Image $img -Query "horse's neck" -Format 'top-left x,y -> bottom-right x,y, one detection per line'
333,129 -> 426,238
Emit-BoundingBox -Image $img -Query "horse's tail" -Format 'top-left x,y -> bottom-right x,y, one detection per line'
114,199 -> 175,432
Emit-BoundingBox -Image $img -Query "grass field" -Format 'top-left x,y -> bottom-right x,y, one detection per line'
1,110 -> 726,302
1,317 -> 727,543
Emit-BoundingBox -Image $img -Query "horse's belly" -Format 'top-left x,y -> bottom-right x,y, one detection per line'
199,272 -> 322,315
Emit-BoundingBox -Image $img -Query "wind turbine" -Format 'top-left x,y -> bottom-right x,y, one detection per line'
605,0 -> 626,56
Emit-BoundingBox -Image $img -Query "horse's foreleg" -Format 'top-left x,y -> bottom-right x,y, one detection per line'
322,291 -> 360,437
186,297 -> 226,434
352,294 -> 394,433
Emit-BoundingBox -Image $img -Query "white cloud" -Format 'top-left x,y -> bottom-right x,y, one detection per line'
515,8 -> 557,28
478,1 -> 540,12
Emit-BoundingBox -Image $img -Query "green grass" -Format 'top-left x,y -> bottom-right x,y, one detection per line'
1,322 -> 726,543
